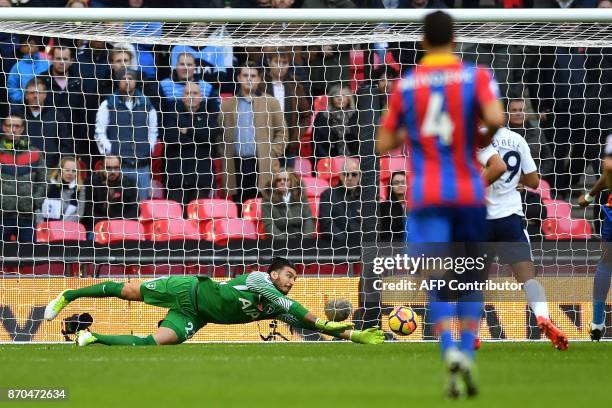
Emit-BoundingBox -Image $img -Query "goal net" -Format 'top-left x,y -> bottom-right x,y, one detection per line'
0,8 -> 610,343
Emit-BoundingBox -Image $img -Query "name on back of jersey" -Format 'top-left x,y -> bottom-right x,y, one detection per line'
401,70 -> 474,90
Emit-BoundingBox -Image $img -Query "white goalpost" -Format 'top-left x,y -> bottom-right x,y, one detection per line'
0,8 -> 610,343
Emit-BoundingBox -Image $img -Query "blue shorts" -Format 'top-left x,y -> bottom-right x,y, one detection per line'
602,206 -> 612,242
486,214 -> 532,264
406,206 -> 487,302
407,206 -> 487,243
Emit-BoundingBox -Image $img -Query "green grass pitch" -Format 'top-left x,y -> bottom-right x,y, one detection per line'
0,342 -> 609,408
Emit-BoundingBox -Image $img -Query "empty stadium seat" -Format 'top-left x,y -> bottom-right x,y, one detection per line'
31,221 -> 86,276
94,220 -> 145,244
187,198 -> 238,221
293,156 -> 313,177
316,156 -> 347,186
139,199 -> 183,223
380,156 -> 408,184
542,218 -> 592,240
146,219 -> 201,242
201,219 -> 259,245
301,176 -> 331,198
243,198 -> 265,236
526,179 -> 552,200
542,199 -> 572,219
36,221 -> 86,243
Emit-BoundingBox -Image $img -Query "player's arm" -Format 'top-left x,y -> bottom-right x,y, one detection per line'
476,68 -> 505,147
477,144 -> 506,186
578,174 -> 608,208
517,135 -> 540,189
276,313 -> 384,345
245,272 -> 354,334
605,156 -> 612,190
377,81 -> 405,155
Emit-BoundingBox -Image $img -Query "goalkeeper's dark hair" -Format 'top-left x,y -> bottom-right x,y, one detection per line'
424,11 -> 454,47
267,257 -> 296,274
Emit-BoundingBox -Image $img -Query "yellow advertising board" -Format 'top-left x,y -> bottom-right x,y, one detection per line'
0,277 -> 606,342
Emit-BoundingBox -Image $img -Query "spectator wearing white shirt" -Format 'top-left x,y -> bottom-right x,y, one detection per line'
95,68 -> 157,201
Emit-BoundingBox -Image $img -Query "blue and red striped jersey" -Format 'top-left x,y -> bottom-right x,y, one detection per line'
381,54 -> 500,209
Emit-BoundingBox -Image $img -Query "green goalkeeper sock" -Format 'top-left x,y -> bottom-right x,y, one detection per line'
91,333 -> 157,346
64,282 -> 124,302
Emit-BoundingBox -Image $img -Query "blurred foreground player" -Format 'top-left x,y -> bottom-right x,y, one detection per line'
579,134 -> 612,340
44,258 -> 384,346
478,128 -> 568,350
378,11 -> 505,398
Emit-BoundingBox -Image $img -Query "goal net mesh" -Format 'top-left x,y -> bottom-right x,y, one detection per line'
0,17 -> 610,343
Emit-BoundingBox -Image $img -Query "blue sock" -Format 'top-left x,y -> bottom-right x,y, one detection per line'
430,300 -> 455,357
593,261 -> 612,325
457,300 -> 483,359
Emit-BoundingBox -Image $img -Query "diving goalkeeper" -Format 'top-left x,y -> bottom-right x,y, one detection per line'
44,258 -> 384,346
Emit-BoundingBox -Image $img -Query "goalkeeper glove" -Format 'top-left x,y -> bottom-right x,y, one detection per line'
349,327 -> 385,345
314,318 -> 355,334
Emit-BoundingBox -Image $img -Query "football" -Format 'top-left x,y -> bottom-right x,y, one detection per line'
388,306 -> 418,336
324,298 -> 353,322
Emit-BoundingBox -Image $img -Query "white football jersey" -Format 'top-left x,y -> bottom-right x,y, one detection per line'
477,127 -> 538,220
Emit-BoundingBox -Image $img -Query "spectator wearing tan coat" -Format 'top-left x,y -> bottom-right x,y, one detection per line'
219,62 -> 287,212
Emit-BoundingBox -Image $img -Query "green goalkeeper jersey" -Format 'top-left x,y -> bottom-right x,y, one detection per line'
194,272 -> 311,327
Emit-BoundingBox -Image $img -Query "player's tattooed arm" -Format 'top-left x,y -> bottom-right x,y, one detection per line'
579,173 -> 608,208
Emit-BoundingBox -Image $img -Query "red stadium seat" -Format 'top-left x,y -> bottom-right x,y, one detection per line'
299,95 -> 328,159
293,156 -> 313,177
301,176 -> 331,198
94,220 -> 145,244
526,179 -> 552,200
186,198 -> 238,221
308,195 -> 320,219
349,50 -> 365,92
36,221 -> 86,243
201,219 -> 259,245
31,221 -> 86,276
146,219 -> 201,242
316,156 -> 347,186
139,199 -> 183,223
380,156 -> 408,184
542,199 -> 572,219
243,198 -> 266,236
542,218 -> 592,240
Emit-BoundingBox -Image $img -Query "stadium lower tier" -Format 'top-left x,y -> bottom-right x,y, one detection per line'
0,277 -> 609,342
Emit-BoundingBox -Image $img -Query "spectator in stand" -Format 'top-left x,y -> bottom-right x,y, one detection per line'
378,171 -> 407,242
260,48 -> 311,159
356,65 -> 399,141
66,0 -> 89,6
124,0 -> 161,82
0,0 -> 18,118
6,35 -> 50,105
160,51 -> 215,112
95,68 -> 158,201
599,0 -> 612,6
529,45 -> 601,198
163,82 -> 219,208
0,112 -> 46,243
319,157 -> 363,246
313,84 -> 359,163
89,155 -> 138,228
36,156 -> 86,225
23,77 -> 69,170
76,39 -> 112,155
261,169 -> 315,240
219,62 -> 286,214
302,0 -> 356,7
306,44 -> 351,96
271,0 -> 294,6
507,98 -> 555,186
42,43 -> 89,166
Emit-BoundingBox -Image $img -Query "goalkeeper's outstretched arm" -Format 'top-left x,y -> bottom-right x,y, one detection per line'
277,313 -> 384,345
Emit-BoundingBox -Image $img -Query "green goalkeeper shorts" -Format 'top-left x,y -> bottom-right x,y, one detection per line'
140,276 -> 206,343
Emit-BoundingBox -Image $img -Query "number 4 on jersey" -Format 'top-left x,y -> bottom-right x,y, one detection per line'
421,92 -> 454,145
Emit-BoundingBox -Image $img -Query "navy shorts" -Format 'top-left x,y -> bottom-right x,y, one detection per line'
486,214 -> 532,264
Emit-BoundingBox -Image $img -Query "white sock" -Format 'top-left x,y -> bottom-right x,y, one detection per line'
523,279 -> 549,319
